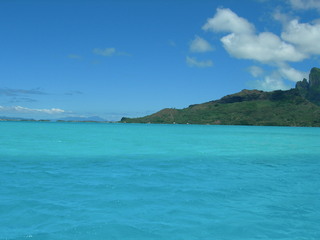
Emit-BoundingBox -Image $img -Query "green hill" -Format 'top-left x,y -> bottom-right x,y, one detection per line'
121,67 -> 320,127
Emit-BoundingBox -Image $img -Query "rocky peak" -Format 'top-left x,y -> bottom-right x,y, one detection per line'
295,78 -> 309,90
309,67 -> 320,89
295,67 -> 320,104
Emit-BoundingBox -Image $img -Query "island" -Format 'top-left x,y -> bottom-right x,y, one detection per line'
121,67 -> 320,127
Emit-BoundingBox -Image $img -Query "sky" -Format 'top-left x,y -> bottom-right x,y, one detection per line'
1,0 -> 320,120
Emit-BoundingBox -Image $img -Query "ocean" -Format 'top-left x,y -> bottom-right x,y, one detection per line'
0,122 -> 319,240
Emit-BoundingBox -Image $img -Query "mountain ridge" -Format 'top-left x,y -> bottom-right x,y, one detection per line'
121,67 -> 320,127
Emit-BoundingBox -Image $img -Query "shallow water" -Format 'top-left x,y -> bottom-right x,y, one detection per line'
0,122 -> 319,239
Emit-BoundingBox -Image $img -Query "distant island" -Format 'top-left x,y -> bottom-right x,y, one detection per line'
0,116 -> 112,123
56,116 -> 107,122
121,67 -> 320,127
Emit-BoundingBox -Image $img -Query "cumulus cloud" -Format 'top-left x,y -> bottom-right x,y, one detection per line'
273,10 -> 320,56
278,65 -> 308,82
249,73 -> 291,91
248,65 -> 307,91
273,9 -> 294,25
201,7 -> 315,91
281,19 -> 320,55
203,8 -> 307,64
248,66 -> 264,77
189,36 -> 214,53
202,8 -> 255,34
201,7 -> 320,91
0,106 -> 65,114
186,56 -> 213,68
221,32 -> 307,63
289,0 -> 320,10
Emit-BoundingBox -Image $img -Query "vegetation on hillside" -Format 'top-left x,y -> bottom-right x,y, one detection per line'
121,67 -> 320,127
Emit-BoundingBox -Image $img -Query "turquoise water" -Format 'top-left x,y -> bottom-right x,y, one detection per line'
0,122 -> 320,240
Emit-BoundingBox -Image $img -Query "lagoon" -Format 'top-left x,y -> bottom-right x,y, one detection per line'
1,122 -> 320,239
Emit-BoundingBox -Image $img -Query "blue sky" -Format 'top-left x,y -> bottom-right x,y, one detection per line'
1,0 -> 320,120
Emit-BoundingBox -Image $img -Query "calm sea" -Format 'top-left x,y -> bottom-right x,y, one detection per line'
0,122 -> 319,240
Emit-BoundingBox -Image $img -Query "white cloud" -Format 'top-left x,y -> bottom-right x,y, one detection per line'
273,9 -> 294,25
281,19 -> 320,55
199,7 -> 320,92
248,66 -> 306,90
278,66 -> 308,82
0,106 -> 66,114
189,36 -> 214,53
202,8 -> 255,34
203,8 -> 308,65
248,66 -> 264,77
249,74 -> 291,91
93,48 -> 116,56
38,108 -> 65,114
222,32 -> 307,63
186,56 -> 213,68
289,0 -> 320,10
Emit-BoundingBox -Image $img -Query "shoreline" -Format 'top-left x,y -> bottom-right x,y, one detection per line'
1,118 -> 319,128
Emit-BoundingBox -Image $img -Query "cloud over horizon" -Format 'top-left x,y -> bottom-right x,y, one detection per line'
249,74 -> 291,92
0,105 -> 66,115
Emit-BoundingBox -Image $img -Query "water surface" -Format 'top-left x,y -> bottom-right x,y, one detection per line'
1,122 -> 319,239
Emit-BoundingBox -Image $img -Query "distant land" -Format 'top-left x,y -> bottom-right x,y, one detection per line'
121,67 -> 320,127
0,116 -> 109,123
56,116 -> 106,122
0,116 -> 36,122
